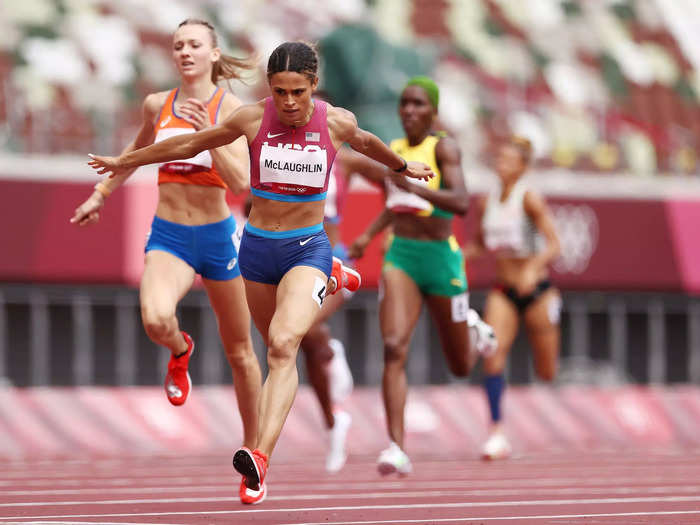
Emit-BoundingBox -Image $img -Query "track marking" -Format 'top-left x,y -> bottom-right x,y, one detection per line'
19,522 -> 184,525
2,495 -> 700,520
3,486 -> 700,508
4,473 -> 699,490
2,483 -> 699,499
282,510 -> 700,525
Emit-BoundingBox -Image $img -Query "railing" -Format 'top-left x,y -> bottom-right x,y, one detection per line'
0,284 -> 698,387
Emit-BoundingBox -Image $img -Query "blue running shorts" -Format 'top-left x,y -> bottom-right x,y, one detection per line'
239,222 -> 332,285
145,215 -> 241,281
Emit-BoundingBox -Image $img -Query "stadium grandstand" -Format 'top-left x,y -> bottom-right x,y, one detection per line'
3,0 -> 700,175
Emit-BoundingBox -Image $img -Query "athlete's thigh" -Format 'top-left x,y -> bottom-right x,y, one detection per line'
140,250 -> 196,314
271,265 -> 330,345
523,287 -> 562,378
425,293 -> 469,370
379,267 -> 424,349
482,289 -> 520,374
243,278 -> 278,346
202,276 -> 251,341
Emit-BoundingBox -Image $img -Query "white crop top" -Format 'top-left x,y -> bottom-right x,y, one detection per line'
482,181 -> 541,258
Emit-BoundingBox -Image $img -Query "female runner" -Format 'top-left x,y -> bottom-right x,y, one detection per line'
463,135 -> 561,460
348,77 -> 496,475
86,41 -> 433,501
70,19 -> 263,502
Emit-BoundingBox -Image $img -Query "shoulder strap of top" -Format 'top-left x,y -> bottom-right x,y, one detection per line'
155,88 -> 178,125
208,88 -> 226,123
313,99 -> 327,123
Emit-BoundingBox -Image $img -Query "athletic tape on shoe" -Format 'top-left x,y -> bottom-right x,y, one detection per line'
451,292 -> 470,323
312,276 -> 326,308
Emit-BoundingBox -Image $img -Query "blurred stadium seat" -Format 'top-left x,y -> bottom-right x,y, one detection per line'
1,0 -> 700,175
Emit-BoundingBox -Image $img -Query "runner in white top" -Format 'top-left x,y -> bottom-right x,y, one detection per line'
463,135 -> 562,460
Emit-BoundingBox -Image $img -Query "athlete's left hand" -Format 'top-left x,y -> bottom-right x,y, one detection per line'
88,154 -> 125,178
180,98 -> 211,131
404,161 -> 434,181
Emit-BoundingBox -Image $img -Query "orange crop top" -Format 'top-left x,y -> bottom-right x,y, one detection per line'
154,87 -> 227,188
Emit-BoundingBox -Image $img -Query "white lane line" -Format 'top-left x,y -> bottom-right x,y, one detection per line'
1,495 -> 700,520
19,522 -> 184,525
2,460 -> 697,479
282,510 -> 700,525
3,474 -> 696,491
3,486 -> 700,508
2,483 -> 699,499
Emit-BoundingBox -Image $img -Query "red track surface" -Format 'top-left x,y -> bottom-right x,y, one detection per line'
2,451 -> 699,524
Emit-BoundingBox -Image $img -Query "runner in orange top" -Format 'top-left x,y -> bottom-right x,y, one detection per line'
70,19 -> 264,504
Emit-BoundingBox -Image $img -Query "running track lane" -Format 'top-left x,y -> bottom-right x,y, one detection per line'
1,451 -> 699,524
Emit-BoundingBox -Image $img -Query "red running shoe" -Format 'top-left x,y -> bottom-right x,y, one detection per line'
239,477 -> 267,505
164,331 -> 194,406
233,447 -> 269,491
329,256 -> 361,295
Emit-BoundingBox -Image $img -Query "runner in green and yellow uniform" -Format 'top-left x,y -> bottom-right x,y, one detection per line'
347,76 -> 497,475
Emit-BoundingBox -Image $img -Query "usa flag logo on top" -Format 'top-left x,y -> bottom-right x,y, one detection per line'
306,131 -> 320,142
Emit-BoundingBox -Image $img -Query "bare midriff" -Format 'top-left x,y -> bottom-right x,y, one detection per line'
393,213 -> 452,241
155,183 -> 230,225
248,195 -> 326,232
494,257 -> 549,288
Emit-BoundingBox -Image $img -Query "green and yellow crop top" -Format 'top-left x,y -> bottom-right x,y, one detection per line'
385,134 -> 453,219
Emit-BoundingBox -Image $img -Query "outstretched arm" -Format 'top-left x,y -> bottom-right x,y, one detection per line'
337,148 -> 392,186
71,93 -> 160,226
328,106 -> 433,181
87,103 -> 259,176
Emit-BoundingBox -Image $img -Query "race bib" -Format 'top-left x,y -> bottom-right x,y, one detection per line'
259,143 -> 327,188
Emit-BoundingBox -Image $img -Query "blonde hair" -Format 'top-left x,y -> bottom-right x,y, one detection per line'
177,19 -> 256,87
509,135 -> 533,165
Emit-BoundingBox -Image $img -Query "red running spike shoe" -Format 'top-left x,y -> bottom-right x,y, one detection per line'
164,331 -> 194,406
233,447 -> 269,491
239,477 -> 267,505
329,256 -> 361,295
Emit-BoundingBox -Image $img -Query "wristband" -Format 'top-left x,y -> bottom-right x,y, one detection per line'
393,158 -> 407,173
94,182 -> 112,198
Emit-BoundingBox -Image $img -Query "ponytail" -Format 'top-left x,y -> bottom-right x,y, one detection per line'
212,53 -> 257,85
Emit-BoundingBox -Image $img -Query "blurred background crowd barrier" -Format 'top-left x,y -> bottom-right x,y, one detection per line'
1,0 -> 700,390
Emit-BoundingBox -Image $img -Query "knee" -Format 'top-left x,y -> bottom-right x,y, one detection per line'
301,327 -> 333,364
223,339 -> 257,370
267,331 -> 300,370
303,341 -> 333,365
383,337 -> 408,368
141,305 -> 175,343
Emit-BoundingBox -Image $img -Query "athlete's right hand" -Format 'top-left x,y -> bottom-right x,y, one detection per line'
70,193 -> 104,226
404,161 -> 434,181
88,154 -> 124,178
